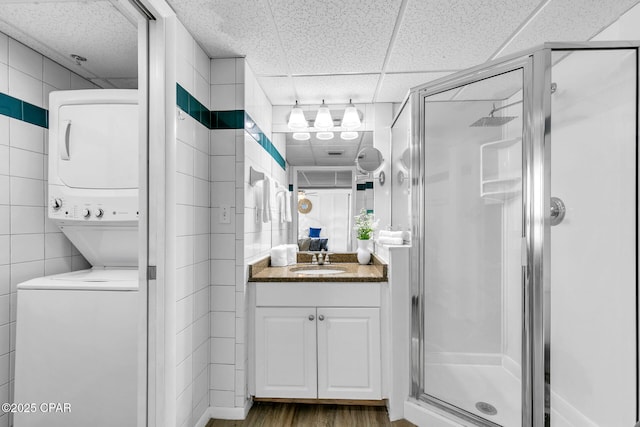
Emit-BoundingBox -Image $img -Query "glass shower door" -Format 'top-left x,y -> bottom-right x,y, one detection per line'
420,67 -> 526,426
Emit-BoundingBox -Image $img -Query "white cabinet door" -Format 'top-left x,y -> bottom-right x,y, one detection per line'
317,307 -> 381,399
255,307 -> 317,398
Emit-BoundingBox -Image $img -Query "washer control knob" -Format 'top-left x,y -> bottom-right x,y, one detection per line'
94,208 -> 104,218
52,198 -> 63,210
82,208 -> 91,218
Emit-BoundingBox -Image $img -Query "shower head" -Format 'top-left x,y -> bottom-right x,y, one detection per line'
470,101 -> 520,127
470,115 -> 517,127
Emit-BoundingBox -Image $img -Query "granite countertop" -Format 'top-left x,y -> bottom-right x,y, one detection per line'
248,253 -> 387,282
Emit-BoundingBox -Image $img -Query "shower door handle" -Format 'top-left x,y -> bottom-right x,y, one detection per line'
550,197 -> 566,226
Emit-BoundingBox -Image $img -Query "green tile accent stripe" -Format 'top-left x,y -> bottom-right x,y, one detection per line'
366,209 -> 374,214
176,83 -> 286,171
357,183 -> 366,191
0,92 -> 48,128
244,112 -> 286,170
365,181 -> 374,189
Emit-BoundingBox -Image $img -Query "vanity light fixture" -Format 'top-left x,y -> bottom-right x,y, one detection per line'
293,132 -> 310,141
314,100 -> 333,130
316,131 -> 334,140
287,100 -> 308,130
340,131 -> 358,140
341,99 -> 361,130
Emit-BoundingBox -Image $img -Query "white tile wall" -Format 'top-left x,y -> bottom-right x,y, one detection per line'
174,21 -> 211,427
209,57 -> 289,411
0,32 -> 93,427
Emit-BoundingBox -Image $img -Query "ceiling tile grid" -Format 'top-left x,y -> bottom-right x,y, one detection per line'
267,0 -> 403,75
293,74 -> 380,104
376,71 -> 452,103
386,0 -> 542,72
499,0 -> 640,57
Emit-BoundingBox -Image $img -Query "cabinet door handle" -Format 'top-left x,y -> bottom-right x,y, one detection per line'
318,315 -> 325,321
308,315 -> 315,321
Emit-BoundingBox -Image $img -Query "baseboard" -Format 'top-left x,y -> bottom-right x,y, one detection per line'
209,399 -> 253,420
194,408 -> 214,427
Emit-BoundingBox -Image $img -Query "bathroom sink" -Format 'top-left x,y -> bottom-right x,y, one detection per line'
290,266 -> 347,275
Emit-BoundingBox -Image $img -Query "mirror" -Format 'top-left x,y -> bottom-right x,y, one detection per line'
293,167 -> 357,253
356,146 -> 384,173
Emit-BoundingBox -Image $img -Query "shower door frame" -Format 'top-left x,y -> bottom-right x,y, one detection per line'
409,41 -> 640,427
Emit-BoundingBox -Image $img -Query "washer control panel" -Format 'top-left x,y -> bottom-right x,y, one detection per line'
48,194 -> 138,222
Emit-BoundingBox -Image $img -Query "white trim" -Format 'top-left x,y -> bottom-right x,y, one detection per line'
193,407 -> 213,427
210,400 -> 253,420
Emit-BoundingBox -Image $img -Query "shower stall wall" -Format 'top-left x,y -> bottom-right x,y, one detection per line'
407,42 -> 639,427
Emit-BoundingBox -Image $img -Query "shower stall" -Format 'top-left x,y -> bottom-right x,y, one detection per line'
406,42 -> 639,426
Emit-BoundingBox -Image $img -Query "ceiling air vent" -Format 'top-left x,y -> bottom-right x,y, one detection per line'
327,150 -> 344,156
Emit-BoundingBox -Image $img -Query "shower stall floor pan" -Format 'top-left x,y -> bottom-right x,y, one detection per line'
425,362 -> 521,426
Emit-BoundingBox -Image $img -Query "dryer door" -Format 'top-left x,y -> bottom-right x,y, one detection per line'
57,103 -> 138,189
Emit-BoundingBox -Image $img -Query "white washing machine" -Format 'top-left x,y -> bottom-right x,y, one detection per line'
14,269 -> 138,427
14,90 -> 139,427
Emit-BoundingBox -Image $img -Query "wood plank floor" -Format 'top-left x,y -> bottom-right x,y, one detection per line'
205,402 -> 416,427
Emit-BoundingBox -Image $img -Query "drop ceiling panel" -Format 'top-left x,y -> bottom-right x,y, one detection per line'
167,0 -> 289,75
293,74 -> 379,104
498,0 -> 640,57
376,71 -> 452,102
0,1 -> 137,83
268,0 -> 403,74
387,0 -> 541,72
258,76 -> 296,105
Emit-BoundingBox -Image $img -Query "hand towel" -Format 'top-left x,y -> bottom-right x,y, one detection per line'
270,245 -> 287,266
379,230 -> 403,239
284,191 -> 292,222
262,176 -> 271,223
277,190 -> 286,223
378,237 -> 404,245
285,244 -> 298,265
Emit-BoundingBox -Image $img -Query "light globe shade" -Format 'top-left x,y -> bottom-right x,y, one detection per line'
314,101 -> 333,130
340,131 -> 358,140
288,101 -> 308,130
341,101 -> 361,130
316,131 -> 334,140
293,132 -> 310,141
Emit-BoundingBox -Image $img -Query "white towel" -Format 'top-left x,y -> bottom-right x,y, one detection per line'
270,245 -> 287,266
276,190 -> 286,223
284,191 -> 292,222
378,237 -> 404,245
285,244 -> 298,265
262,176 -> 271,223
379,230 -> 403,239
269,179 -> 278,220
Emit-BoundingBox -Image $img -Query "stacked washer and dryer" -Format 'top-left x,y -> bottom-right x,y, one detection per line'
13,90 -> 139,427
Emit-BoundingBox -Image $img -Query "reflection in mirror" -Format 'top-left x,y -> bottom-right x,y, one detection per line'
356,146 -> 384,173
292,167 -> 356,253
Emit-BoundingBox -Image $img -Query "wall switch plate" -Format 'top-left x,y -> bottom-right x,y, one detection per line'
220,205 -> 231,224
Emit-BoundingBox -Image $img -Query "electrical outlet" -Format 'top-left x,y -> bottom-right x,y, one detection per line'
220,205 -> 231,224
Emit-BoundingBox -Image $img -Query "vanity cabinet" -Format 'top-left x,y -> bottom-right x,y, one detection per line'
254,283 -> 382,401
